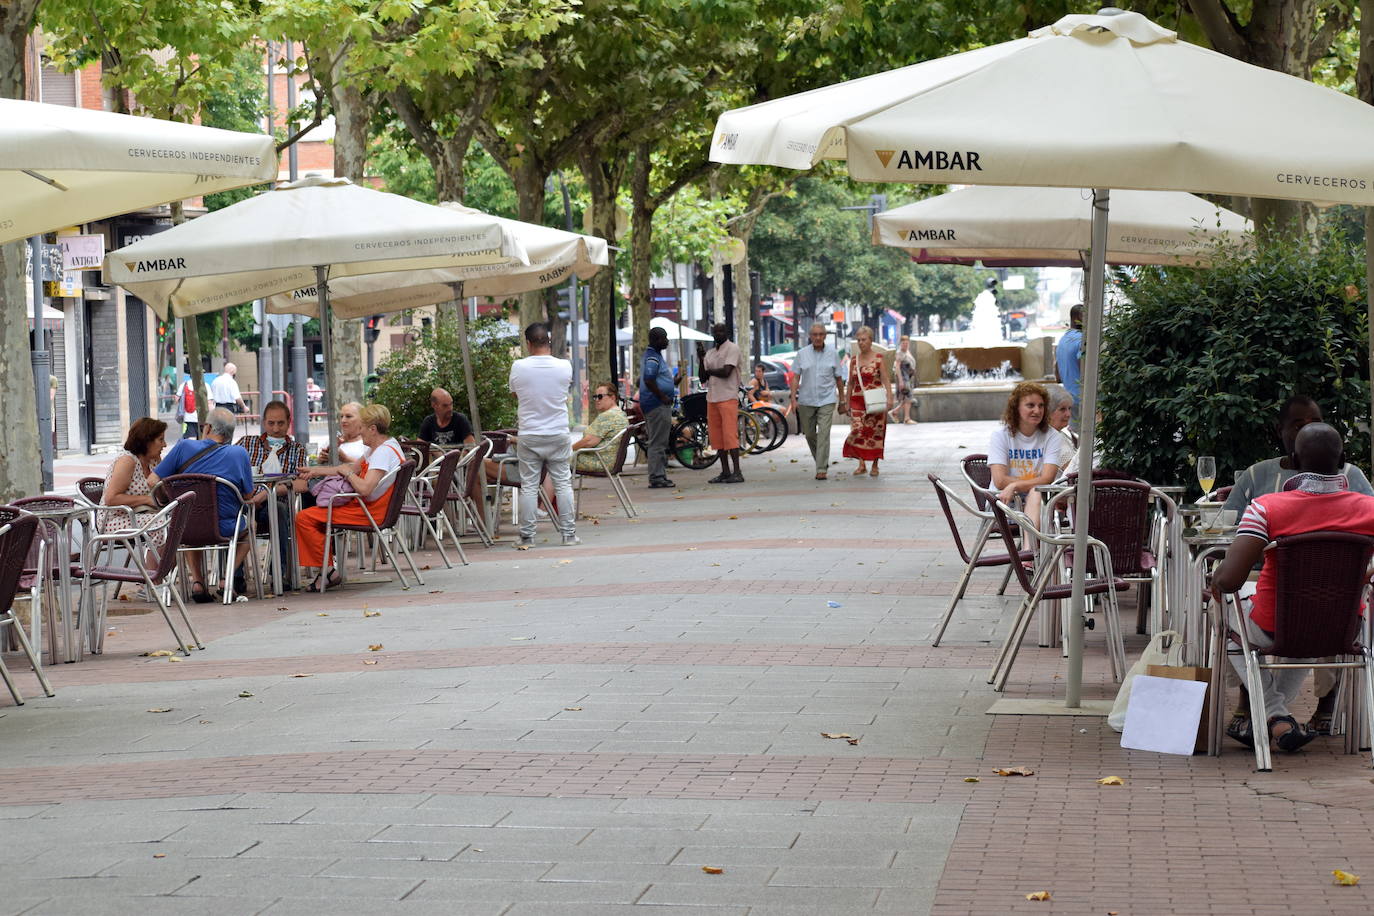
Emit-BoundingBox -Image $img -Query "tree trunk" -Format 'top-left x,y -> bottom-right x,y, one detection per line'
0,0 -> 45,500
579,150 -> 624,403
628,147 -> 654,379
513,161 -> 549,340
733,245 -> 752,370
323,57 -> 369,414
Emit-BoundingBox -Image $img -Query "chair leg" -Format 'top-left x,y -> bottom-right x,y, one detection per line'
389,526 -> 425,586
0,637 -> 23,705
438,512 -> 469,565
1358,652 -> 1374,762
423,514 -> 453,569
991,570 -> 1054,691
165,578 -> 204,651
1244,650 -> 1272,772
997,563 -> 1013,596
932,554 -> 981,648
4,611 -> 53,698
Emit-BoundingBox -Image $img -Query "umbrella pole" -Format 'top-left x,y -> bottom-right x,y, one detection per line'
316,266 -> 340,456
30,237 -> 54,492
1065,189 -> 1110,709
448,281 -> 482,437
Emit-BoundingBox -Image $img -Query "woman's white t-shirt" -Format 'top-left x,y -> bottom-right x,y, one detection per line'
988,426 -> 1068,483
362,438 -> 405,502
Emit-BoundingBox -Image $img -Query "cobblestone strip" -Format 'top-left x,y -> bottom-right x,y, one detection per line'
38,642 -> 1001,688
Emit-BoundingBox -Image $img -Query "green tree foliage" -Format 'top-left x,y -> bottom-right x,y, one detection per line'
1098,226 -> 1369,496
908,263 -> 983,329
372,314 -> 519,436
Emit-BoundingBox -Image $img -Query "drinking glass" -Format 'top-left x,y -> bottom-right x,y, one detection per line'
1196,455 -> 1217,502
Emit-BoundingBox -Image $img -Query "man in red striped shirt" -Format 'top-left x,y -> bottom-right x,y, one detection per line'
1211,423 -> 1374,753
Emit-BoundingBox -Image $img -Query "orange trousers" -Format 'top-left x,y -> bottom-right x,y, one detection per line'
295,493 -> 391,568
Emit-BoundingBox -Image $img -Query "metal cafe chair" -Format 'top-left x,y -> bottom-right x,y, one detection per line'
320,461 -> 424,593
1218,531 -> 1374,772
154,473 -> 260,604
446,438 -> 495,548
574,424 -> 640,520
82,493 -> 203,656
927,474 -> 1035,647
986,497 -> 1130,692
0,513 -> 54,705
402,448 -> 469,569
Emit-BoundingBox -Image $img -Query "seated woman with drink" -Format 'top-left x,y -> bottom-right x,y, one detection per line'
294,403 -> 405,592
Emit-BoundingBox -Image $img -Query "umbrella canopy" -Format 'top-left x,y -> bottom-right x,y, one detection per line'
651,316 -> 711,342
0,99 -> 276,246
105,175 -> 527,449
105,175 -> 527,318
711,11 -> 1374,206
875,187 -> 1252,267
709,8 -> 1374,712
265,203 -> 608,319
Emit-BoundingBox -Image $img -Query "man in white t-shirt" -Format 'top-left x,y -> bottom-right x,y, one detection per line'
209,362 -> 248,413
508,323 -> 576,548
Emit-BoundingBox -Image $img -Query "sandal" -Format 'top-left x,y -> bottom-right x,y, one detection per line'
306,570 -> 342,593
853,466 -> 867,476
815,472 -> 827,480
1269,715 -> 1317,753
1307,710 -> 1335,736
869,466 -> 879,477
189,581 -> 213,604
1226,714 -> 1254,749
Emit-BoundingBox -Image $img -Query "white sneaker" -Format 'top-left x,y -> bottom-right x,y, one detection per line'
561,534 -> 581,546
535,508 -> 551,521
513,536 -> 535,550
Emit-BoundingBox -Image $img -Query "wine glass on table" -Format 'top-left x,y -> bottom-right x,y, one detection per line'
1196,455 -> 1218,528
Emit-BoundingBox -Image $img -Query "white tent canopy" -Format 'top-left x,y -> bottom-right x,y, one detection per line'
651,316 -> 711,342
106,176 -> 527,318
709,8 -> 1374,714
266,203 -> 608,320
0,99 -> 276,246
874,187 -> 1252,267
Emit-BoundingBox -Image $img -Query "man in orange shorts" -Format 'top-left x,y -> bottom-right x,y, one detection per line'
697,322 -> 743,483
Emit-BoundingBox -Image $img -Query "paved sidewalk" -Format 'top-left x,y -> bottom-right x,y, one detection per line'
4,420 -> 1373,915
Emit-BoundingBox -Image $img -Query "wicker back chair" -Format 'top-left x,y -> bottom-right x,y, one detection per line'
154,473 -> 256,603
401,447 -> 469,568
320,461 -> 424,592
574,424 -> 640,519
0,513 -> 53,705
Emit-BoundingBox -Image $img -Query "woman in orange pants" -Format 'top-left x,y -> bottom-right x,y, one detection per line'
294,403 -> 405,591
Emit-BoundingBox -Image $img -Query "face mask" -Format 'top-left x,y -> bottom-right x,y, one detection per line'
266,436 -> 286,449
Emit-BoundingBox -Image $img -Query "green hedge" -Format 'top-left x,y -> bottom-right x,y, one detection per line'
1098,227 -> 1369,498
372,314 -> 519,437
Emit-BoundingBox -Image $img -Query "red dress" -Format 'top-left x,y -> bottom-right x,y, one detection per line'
843,357 -> 887,461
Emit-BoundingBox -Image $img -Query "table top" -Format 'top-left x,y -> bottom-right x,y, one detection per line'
1181,528 -> 1237,547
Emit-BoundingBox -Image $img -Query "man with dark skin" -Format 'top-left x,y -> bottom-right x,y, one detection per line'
1210,422 -> 1374,753
640,326 -> 676,488
697,322 -> 743,483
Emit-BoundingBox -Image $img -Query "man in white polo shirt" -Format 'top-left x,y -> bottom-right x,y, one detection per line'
508,322 -> 576,548
209,362 -> 248,413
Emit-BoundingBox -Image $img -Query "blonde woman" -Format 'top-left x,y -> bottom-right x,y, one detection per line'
294,404 -> 405,591
842,327 -> 893,476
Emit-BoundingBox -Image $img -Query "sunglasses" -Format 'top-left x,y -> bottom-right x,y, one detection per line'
593,393 -> 613,400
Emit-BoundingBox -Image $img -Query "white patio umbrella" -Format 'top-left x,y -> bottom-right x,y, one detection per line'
106,175 -> 527,447
650,316 -> 711,342
0,98 -> 277,245
711,8 -> 1374,712
2,98 -> 277,492
263,202 -> 608,434
874,187 -> 1252,267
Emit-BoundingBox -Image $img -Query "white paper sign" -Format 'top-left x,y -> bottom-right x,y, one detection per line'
1119,674 -> 1206,756
60,235 -> 105,270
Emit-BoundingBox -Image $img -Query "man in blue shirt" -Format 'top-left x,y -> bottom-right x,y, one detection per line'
1055,304 -> 1084,417
789,323 -> 845,480
639,326 -> 677,489
155,407 -> 255,601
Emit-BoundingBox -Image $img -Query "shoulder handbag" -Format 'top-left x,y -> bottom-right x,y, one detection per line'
854,358 -> 887,416
175,441 -> 224,475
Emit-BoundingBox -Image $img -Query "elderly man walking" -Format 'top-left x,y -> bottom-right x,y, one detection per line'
790,323 -> 845,480
509,322 -> 578,548
209,362 -> 248,414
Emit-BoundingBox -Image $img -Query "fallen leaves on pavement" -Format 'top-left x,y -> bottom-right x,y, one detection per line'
963,777 -> 980,783
564,707 -> 582,711
820,732 -> 853,739
290,673 -> 311,678
1333,870 -> 1361,886
363,660 -> 378,665
1024,891 -> 1051,901
1097,776 -> 1124,786
368,644 -> 383,652
701,866 -> 724,875
237,691 -> 253,698
145,650 -> 174,658
147,708 -> 172,714
994,767 -> 1035,777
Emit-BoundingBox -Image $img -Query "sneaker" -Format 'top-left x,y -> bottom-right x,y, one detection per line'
535,508 -> 551,521
512,536 -> 535,550
649,479 -> 675,489
561,534 -> 582,546
726,472 -> 745,484
708,473 -> 730,484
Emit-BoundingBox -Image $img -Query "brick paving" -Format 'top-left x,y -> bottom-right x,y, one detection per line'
3,419 -> 1373,915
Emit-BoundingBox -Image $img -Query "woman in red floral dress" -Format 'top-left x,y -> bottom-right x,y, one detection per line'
842,326 -> 893,476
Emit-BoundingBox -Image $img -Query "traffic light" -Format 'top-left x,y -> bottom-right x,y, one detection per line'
363,314 -> 382,344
